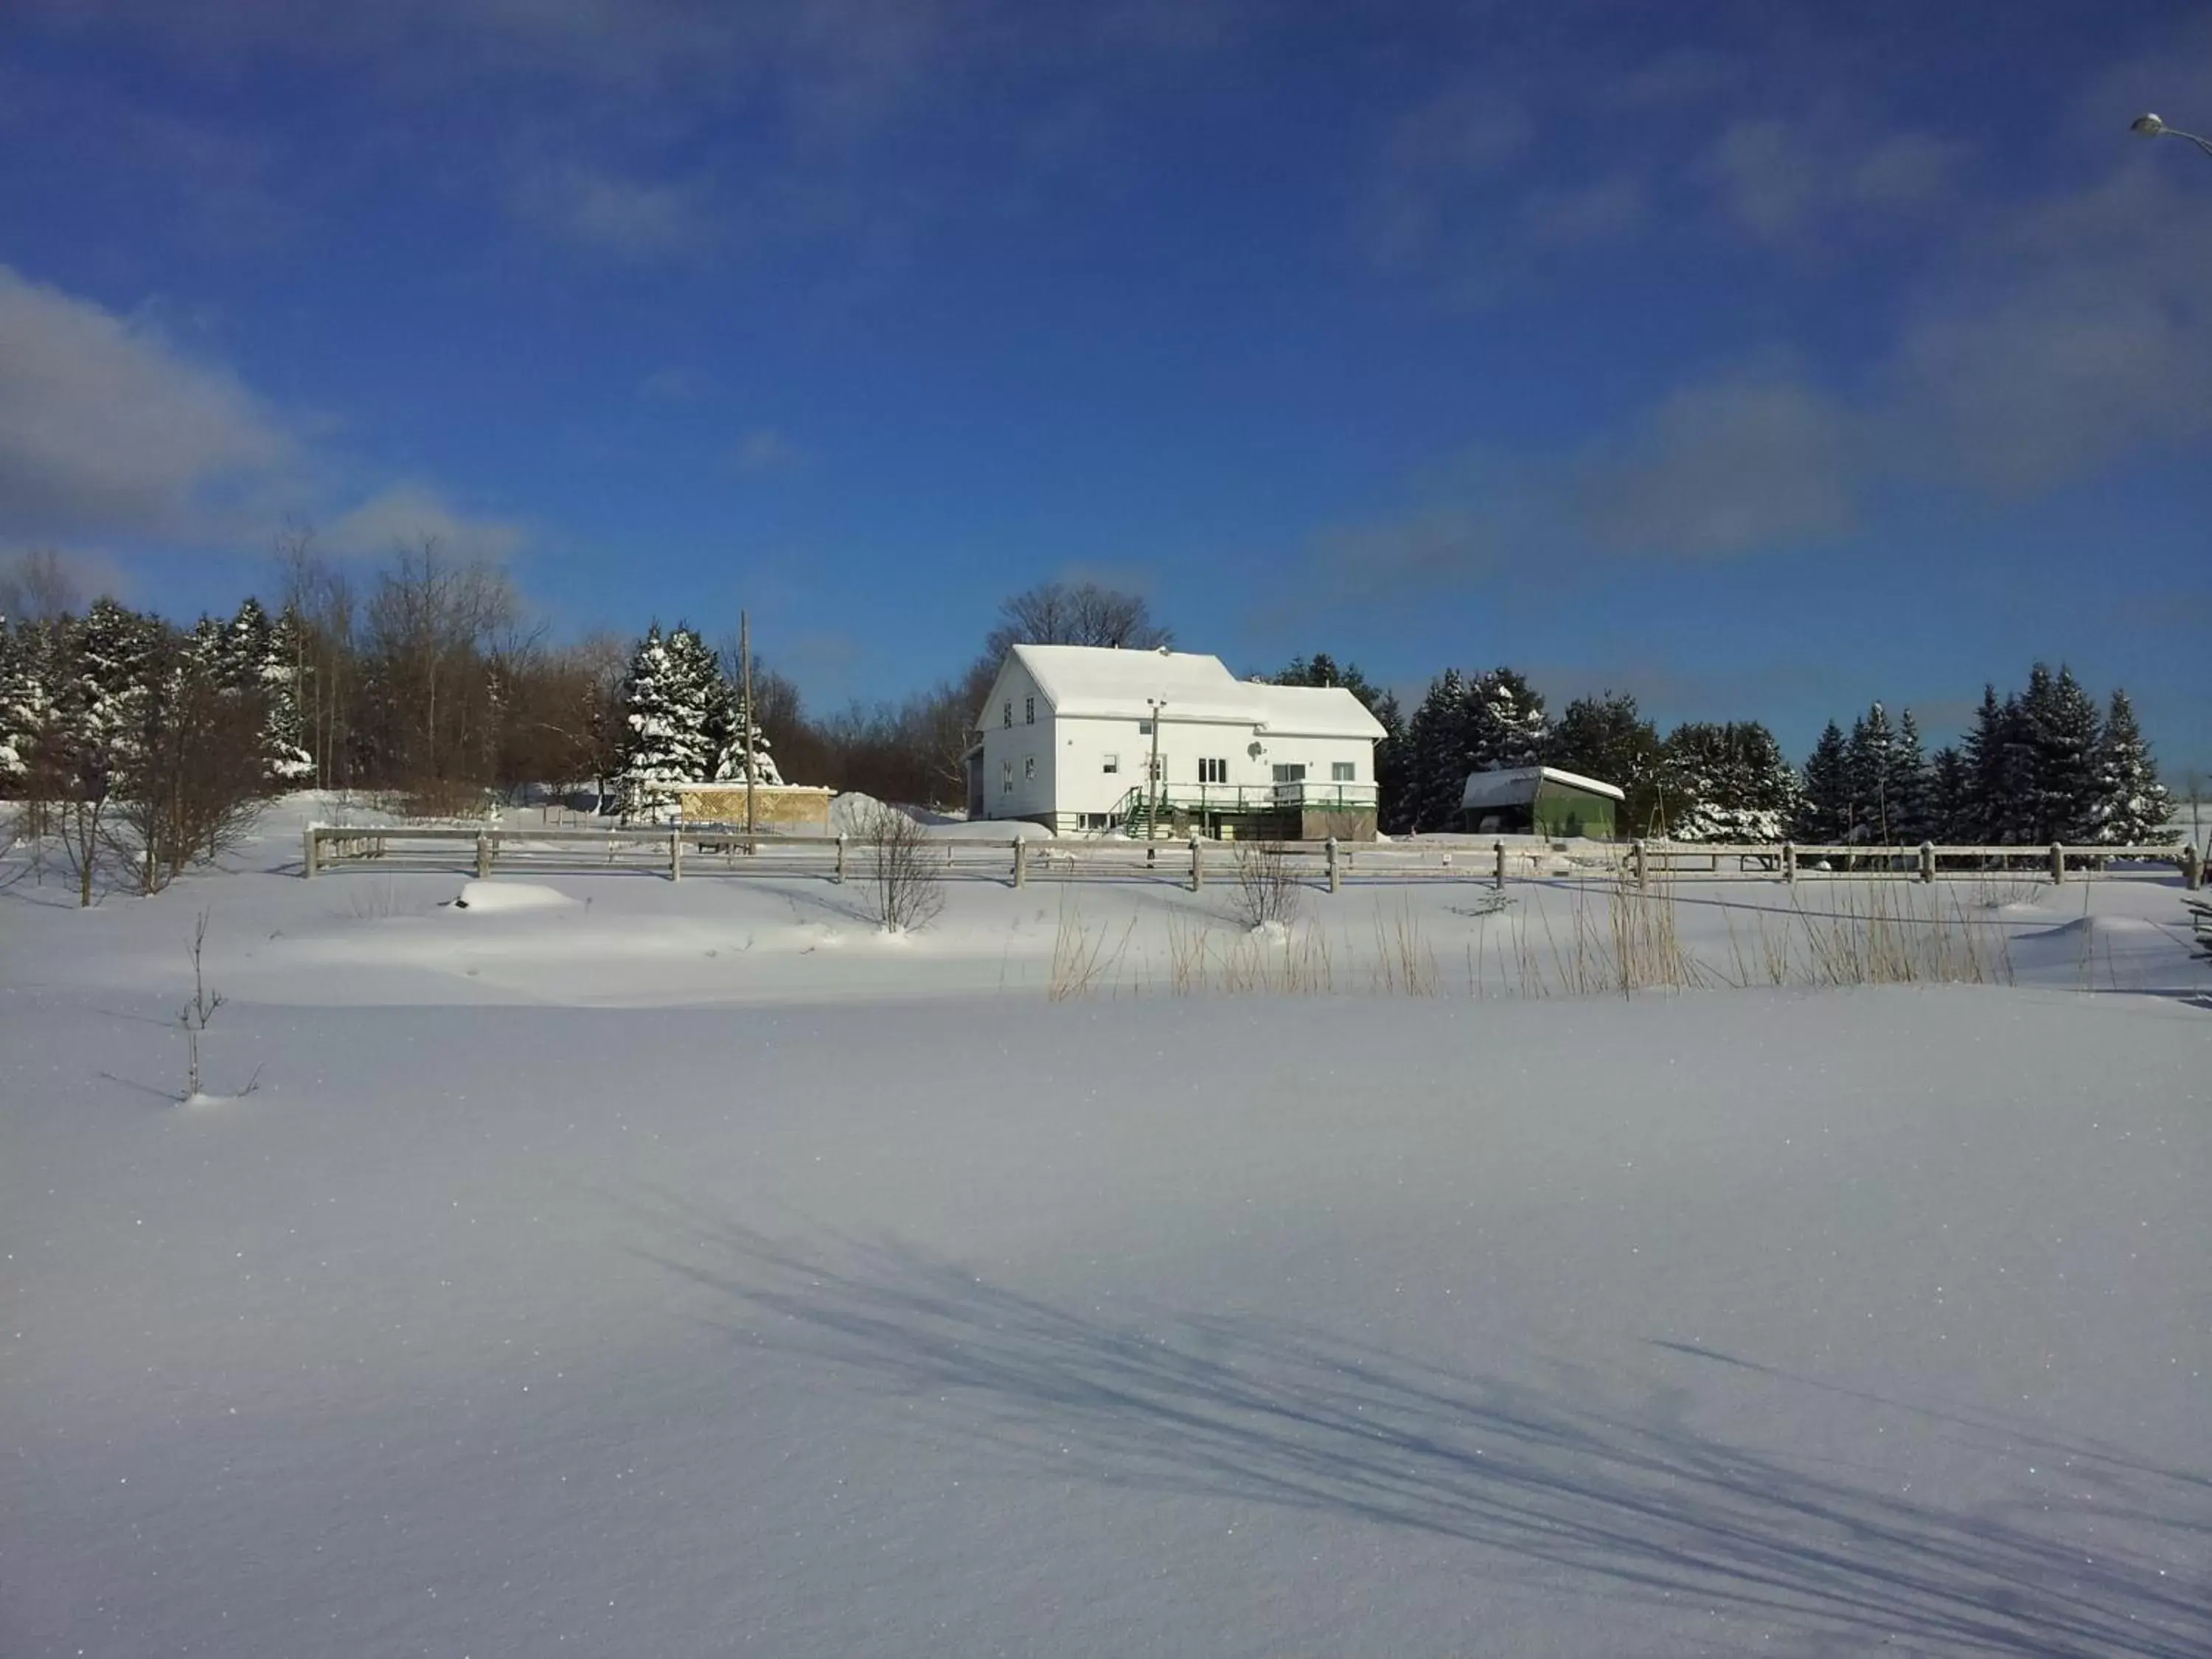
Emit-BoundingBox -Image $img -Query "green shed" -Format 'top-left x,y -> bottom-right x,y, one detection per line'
1461,766 -> 1625,840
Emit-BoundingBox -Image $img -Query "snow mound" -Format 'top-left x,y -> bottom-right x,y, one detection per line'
450,881 -> 577,914
2020,914 -> 2167,945
831,792 -> 1050,840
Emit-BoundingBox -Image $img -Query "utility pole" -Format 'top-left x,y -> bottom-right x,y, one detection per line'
741,610 -> 757,852
1147,697 -> 1166,838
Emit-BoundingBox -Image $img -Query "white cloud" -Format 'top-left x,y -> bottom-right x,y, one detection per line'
319,484 -> 526,561
638,366 -> 709,403
0,264 -> 295,541
512,163 -> 709,259
731,427 -> 805,477
1576,369 -> 1858,557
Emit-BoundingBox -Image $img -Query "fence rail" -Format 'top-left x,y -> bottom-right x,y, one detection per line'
302,824 -> 2207,893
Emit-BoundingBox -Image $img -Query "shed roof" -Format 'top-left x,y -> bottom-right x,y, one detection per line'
1000,644 -> 1384,739
1461,765 -> 1627,811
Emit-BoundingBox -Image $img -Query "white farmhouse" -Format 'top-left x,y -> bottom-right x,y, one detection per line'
967,644 -> 1386,839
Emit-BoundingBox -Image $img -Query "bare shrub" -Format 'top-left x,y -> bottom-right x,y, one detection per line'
1048,896 -> 1135,1000
1231,840 -> 1302,931
111,647 -> 270,894
853,799 -> 946,933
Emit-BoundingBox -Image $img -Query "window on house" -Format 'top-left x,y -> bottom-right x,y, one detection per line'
1023,756 -> 1036,781
1102,754 -> 1119,774
1147,755 -> 1164,782
1137,720 -> 1152,736
1024,695 -> 1035,725
1272,762 -> 1307,782
1332,761 -> 1356,782
1003,700 -> 1012,728
1001,761 -> 1013,793
1198,757 -> 1228,785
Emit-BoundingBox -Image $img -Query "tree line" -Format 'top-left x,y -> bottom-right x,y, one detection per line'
1,545 -> 2179,866
1282,655 -> 2171,846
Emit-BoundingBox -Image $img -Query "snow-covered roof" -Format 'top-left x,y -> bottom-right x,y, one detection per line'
999,644 -> 1385,739
1461,765 -> 1627,810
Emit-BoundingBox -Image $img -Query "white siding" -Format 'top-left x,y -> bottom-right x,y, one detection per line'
977,656 -> 1057,821
975,646 -> 1380,827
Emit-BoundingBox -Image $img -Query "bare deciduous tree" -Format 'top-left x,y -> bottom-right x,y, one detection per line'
110,639 -> 270,895
0,549 -> 82,625
981,580 -> 1169,663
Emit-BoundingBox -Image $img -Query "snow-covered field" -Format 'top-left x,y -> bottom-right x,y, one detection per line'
3,798 -> 2207,1656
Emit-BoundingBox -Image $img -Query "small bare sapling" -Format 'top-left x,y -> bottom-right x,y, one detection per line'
178,909 -> 259,1102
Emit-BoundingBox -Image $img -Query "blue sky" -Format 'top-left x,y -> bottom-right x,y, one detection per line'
2,1 -> 2208,773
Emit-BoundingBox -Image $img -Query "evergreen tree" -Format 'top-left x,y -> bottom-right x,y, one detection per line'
71,598 -> 160,794
1405,668 -> 1468,831
1658,722 -> 1799,842
1796,721 -> 1851,843
2088,689 -> 2172,845
0,619 -> 24,784
1547,691 -> 1660,835
1461,667 -> 1550,773
257,605 -> 316,785
1999,667 -> 2056,843
1958,685 -> 2011,843
1887,710 -> 1933,844
618,625 -> 718,814
1927,745 -> 1972,843
2034,667 -> 2104,844
0,616 -> 60,792
1843,703 -> 1896,842
1371,689 -> 1410,835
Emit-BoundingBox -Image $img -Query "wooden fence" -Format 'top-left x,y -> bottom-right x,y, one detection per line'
302,824 -> 2206,893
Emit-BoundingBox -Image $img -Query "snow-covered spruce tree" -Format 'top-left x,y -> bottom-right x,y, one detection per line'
1958,685 -> 2011,844
257,605 -> 315,785
1658,722 -> 1799,843
1887,710 -> 1933,845
618,625 -> 718,816
1842,703 -> 1896,843
0,618 -> 25,787
0,616 -> 62,800
1795,721 -> 1852,844
2036,667 -> 2104,845
1405,669 -> 1469,832
1371,690 -> 1411,835
1461,667 -> 1550,774
705,644 -> 784,787
71,598 -> 161,796
2088,689 -> 2171,846
1927,746 -> 1972,844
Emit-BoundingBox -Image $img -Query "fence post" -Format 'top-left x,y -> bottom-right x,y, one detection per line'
2049,842 -> 2065,885
1494,840 -> 1507,892
1919,841 -> 1935,885
1189,834 -> 1203,892
1013,837 -> 1027,889
304,824 -> 320,880
2184,843 -> 2203,892
1326,835 -> 1340,895
835,832 -> 846,885
1781,841 -> 1795,884
476,830 -> 492,880
1632,839 -> 1648,891
670,829 -> 683,883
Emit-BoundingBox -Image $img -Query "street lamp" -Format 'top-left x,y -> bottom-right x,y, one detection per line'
2131,113 -> 2212,159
